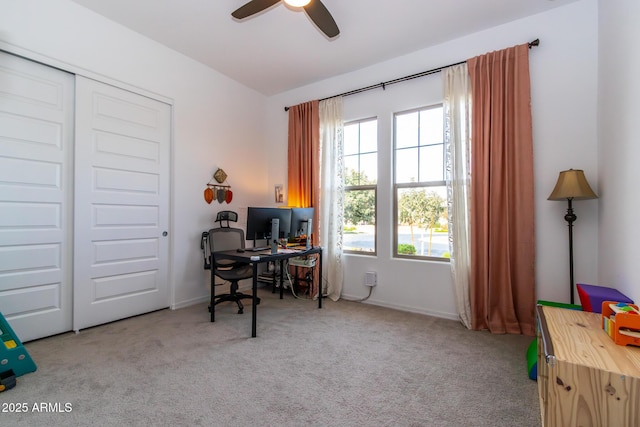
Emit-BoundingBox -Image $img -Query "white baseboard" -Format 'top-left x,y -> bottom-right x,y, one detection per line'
340,293 -> 459,322
171,295 -> 209,310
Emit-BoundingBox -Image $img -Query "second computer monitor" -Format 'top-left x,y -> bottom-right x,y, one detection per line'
290,207 -> 314,238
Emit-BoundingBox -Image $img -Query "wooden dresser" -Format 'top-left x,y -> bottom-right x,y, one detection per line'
536,305 -> 640,426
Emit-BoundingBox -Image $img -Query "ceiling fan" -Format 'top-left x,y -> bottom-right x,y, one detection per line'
232,0 -> 340,39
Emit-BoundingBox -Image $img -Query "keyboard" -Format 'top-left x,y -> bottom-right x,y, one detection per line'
248,246 -> 269,252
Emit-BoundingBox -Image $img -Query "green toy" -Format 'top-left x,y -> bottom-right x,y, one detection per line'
0,312 -> 37,391
528,300 -> 581,381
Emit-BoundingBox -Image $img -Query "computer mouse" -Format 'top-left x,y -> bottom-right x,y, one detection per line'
236,248 -> 245,253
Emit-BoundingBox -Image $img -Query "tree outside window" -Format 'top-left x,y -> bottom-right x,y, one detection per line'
398,187 -> 447,256
343,119 -> 377,254
344,170 -> 375,227
394,105 -> 448,259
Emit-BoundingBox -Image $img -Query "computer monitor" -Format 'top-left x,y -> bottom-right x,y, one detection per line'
245,207 -> 292,244
290,207 -> 314,238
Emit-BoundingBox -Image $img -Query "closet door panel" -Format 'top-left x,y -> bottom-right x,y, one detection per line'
0,52 -> 74,341
73,77 -> 170,331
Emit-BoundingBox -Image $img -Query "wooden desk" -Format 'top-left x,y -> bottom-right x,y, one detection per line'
536,305 -> 640,426
213,246 -> 323,337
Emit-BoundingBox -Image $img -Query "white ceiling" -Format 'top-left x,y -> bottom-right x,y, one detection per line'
69,0 -> 580,96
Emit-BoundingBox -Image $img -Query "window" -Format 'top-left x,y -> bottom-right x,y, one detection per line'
343,118 -> 377,254
394,105 -> 448,260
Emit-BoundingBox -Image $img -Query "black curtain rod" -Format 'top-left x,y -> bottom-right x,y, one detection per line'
284,38 -> 540,111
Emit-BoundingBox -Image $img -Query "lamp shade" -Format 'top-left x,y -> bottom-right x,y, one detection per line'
548,169 -> 598,201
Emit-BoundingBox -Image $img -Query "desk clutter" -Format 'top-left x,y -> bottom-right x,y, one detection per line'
289,256 -> 316,268
257,255 -> 317,299
602,301 -> 640,347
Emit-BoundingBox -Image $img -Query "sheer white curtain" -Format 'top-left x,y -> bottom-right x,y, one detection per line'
318,97 -> 344,301
444,64 -> 472,329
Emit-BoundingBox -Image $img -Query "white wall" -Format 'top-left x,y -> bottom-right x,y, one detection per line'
597,0 -> 640,304
267,0 -> 600,318
1,0 -> 608,322
0,0 -> 270,308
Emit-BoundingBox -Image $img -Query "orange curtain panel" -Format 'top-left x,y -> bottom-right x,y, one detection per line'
287,100 -> 321,298
467,44 -> 536,336
287,100 -> 320,242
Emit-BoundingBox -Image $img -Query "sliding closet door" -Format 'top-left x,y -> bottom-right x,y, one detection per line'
73,77 -> 171,331
0,52 -> 74,342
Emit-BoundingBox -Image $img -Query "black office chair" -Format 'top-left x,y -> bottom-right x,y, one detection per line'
202,211 -> 259,321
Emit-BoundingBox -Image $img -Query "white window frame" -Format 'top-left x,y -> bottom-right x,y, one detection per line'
392,104 -> 449,261
343,117 -> 378,255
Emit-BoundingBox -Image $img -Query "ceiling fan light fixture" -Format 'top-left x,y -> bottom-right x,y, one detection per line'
233,0 -> 339,39
284,0 -> 311,7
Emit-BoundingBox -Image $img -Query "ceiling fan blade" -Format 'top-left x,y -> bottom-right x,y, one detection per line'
232,0 -> 281,19
304,0 -> 339,38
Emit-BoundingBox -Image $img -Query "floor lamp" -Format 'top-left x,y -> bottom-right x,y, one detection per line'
548,169 -> 598,304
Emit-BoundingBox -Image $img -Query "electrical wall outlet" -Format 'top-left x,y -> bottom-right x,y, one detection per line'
365,271 -> 377,287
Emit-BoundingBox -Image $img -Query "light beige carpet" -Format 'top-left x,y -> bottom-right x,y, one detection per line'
2,288 -> 540,426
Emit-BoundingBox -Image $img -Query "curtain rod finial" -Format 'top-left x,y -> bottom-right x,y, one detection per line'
529,39 -> 540,49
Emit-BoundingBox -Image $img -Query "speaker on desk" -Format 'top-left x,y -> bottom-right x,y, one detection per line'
302,219 -> 312,249
270,218 -> 279,254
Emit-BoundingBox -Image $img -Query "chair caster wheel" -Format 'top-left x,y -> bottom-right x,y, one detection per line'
237,309 -> 243,314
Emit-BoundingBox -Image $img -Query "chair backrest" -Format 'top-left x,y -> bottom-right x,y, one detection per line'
208,227 -> 245,269
208,227 -> 245,251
